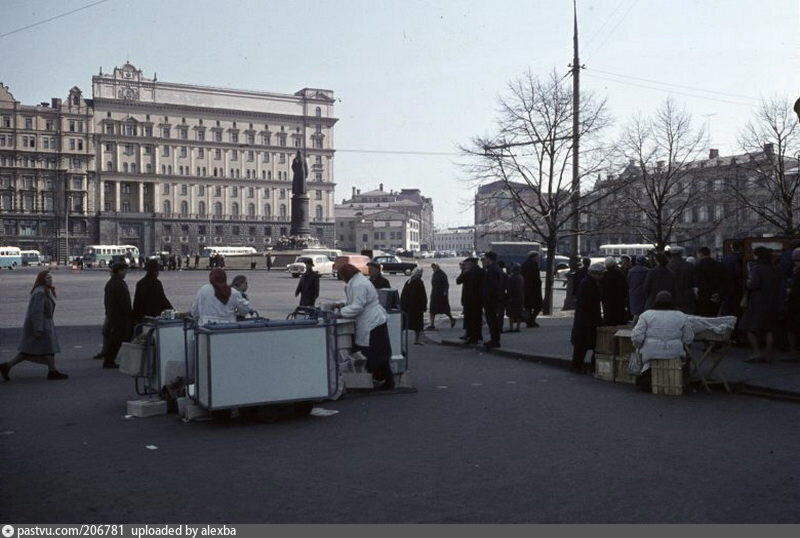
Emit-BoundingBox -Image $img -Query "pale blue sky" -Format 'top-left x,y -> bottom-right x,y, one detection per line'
1,0 -> 797,226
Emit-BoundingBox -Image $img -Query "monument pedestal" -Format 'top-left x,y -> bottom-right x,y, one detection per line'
290,194 -> 310,237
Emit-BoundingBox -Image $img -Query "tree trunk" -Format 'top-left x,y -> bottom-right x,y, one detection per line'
542,236 -> 557,315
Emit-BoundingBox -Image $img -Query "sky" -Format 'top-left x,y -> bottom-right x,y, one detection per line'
1,0 -> 798,227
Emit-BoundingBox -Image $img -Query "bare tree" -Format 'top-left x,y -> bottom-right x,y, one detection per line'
609,97 -> 715,250
730,97 -> 800,235
462,69 -> 615,313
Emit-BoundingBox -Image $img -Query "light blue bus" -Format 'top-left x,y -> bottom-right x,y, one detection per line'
82,245 -> 141,268
0,246 -> 22,269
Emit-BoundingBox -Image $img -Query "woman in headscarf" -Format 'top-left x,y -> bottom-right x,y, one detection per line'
427,263 -> 455,330
335,263 -> 394,389
505,263 -> 525,332
401,267 -> 428,345
0,270 -> 68,381
191,268 -> 253,325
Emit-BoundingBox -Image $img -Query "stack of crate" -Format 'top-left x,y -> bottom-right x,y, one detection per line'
650,358 -> 685,395
593,325 -> 629,381
613,329 -> 636,384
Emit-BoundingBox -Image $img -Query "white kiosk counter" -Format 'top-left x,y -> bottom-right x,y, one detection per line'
135,317 -> 194,396
191,319 -> 338,411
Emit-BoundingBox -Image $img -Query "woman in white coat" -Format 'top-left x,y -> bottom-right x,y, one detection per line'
631,290 -> 694,391
191,268 -> 253,325
336,263 -> 394,390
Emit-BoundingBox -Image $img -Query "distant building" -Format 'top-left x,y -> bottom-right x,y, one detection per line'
0,84 -> 95,260
335,184 -> 433,251
433,226 -> 474,254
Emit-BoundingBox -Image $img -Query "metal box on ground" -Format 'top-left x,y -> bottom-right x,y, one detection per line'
342,372 -> 374,390
614,355 -> 636,384
595,325 -> 629,355
651,357 -> 684,395
127,399 -> 168,417
593,353 -> 615,381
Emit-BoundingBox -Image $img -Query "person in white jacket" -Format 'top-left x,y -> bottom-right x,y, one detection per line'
335,263 -> 394,389
631,290 -> 694,391
191,268 -> 253,325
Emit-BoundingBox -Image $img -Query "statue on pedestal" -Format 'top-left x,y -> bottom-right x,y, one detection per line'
290,150 -> 310,237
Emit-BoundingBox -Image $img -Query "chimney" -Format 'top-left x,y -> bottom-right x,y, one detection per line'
51,98 -> 61,109
351,186 -> 356,198
709,148 -> 719,159
379,182 -> 384,191
763,143 -> 774,156
356,189 -> 361,195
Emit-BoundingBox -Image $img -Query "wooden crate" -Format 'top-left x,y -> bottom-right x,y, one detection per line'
595,325 -> 629,355
614,355 -> 636,384
616,332 -> 635,357
694,329 -> 730,342
593,353 -> 615,382
651,357 -> 684,396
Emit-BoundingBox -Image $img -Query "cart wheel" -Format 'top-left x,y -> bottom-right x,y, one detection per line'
256,405 -> 281,423
404,268 -> 412,276
293,401 -> 314,418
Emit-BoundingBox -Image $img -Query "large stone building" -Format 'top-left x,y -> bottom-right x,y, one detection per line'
91,63 -> 337,255
0,63 -> 338,259
433,226 -> 475,254
334,184 -> 433,252
0,84 -> 95,260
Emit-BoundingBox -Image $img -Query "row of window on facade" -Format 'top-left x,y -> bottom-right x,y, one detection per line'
0,218 -> 87,237
103,181 -> 325,201
1,192 -> 84,212
0,117 -> 86,132
104,197 -> 325,220
0,175 -> 84,191
0,154 -> 87,170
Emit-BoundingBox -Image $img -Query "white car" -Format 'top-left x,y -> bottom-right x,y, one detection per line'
286,254 -> 335,278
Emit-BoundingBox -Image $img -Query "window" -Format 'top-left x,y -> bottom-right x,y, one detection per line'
247,150 -> 254,162
214,131 -> 222,142
264,152 -> 270,163
278,134 -> 287,147
181,184 -> 188,195
264,204 -> 271,217
180,146 -> 187,158
124,144 -> 133,155
248,204 -> 255,217
162,145 -> 170,157
162,127 -> 171,138
70,139 -> 76,150
198,148 -> 205,159
215,186 -> 221,197
279,189 -> 286,199
232,225 -> 240,235
231,203 -> 240,217
315,190 -> 322,200
313,138 -> 323,149
231,150 -> 238,161
248,187 -> 254,198
315,106 -> 321,117
72,158 -> 81,169
315,155 -> 322,165
279,153 -> 286,164
280,204 -> 287,218
180,201 -> 188,215
197,129 -> 205,141
198,201 -> 206,216
179,128 -> 188,140
315,206 -> 323,219
144,126 -> 152,137
163,200 -> 171,214
214,225 -> 223,235
214,149 -> 221,160
262,133 -> 271,145
124,124 -> 136,136
214,202 -> 222,217
294,137 -> 302,148
122,200 -> 131,212
144,145 -> 152,154
163,184 -> 170,195
122,183 -> 131,194
198,185 -> 205,196
230,132 -> 239,143
146,163 -> 152,173
232,186 -> 238,197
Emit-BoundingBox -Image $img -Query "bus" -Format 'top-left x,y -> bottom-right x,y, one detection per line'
598,244 -> 659,259
0,246 -> 22,269
201,246 -> 258,258
20,250 -> 42,266
82,245 -> 141,268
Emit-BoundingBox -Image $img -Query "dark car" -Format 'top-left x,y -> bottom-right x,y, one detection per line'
372,255 -> 418,275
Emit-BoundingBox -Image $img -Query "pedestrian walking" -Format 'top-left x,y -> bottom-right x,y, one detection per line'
177,256 -> 182,270
521,251 -> 543,328
0,270 -> 68,381
457,257 -> 484,344
573,257 -> 591,294
667,246 -> 696,314
400,268 -> 427,345
740,247 -> 784,363
644,252 -> 675,310
367,261 -> 391,289
427,263 -> 455,330
103,262 -> 134,369
505,263 -> 525,332
785,247 -> 800,359
194,253 -> 200,269
133,259 -> 173,322
295,259 -> 320,307
626,256 -> 649,321
695,246 -> 726,317
266,252 -> 272,271
482,252 -> 506,349
571,263 -> 605,373
600,257 -> 628,326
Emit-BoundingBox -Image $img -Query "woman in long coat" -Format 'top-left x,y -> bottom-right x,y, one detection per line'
505,263 -> 525,332
740,247 -> 784,362
626,256 -> 649,320
401,268 -> 428,345
427,263 -> 455,330
0,271 -> 68,381
571,264 -> 605,373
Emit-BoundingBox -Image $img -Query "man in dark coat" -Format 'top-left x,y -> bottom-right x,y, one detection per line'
573,257 -> 591,294
482,252 -> 506,349
600,257 -> 628,325
521,251 -> 543,327
400,269 -> 427,345
295,259 -> 320,307
427,263 -> 455,329
133,259 -> 173,322
667,246 -> 696,314
695,246 -> 725,317
644,252 -> 675,310
626,256 -> 649,320
367,261 -> 391,289
103,262 -> 134,369
571,263 -> 605,373
457,258 -> 484,344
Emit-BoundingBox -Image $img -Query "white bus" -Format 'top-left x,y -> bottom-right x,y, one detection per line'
0,246 -> 22,269
20,250 -> 42,266
83,245 -> 141,267
201,246 -> 258,257
598,244 -> 659,259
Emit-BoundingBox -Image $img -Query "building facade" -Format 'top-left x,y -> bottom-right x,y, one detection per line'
0,84 -> 95,260
433,226 -> 475,254
335,184 -> 433,252
91,63 -> 337,256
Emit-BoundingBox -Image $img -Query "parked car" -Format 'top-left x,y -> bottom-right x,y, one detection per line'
371,255 -> 418,276
286,254 -> 335,278
332,255 -> 370,278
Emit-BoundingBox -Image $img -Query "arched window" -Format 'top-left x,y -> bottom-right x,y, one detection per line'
231,202 -> 239,217
248,203 -> 255,217
264,204 -> 271,217
262,170 -> 266,179
123,162 -> 129,173
315,205 -> 323,219
279,204 -> 286,218
180,201 -> 188,215
163,200 -> 171,215
213,202 -> 222,217
267,171 -> 272,180
198,201 -> 206,216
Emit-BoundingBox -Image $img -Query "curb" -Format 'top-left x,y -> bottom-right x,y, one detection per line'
440,338 -> 572,370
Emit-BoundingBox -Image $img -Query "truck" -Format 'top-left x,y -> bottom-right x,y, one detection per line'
489,241 -> 542,267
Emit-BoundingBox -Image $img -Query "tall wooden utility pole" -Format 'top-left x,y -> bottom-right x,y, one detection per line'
570,0 -> 581,255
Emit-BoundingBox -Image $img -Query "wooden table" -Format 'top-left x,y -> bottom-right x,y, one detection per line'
689,330 -> 733,393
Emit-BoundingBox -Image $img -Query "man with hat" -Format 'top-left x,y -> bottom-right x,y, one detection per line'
133,259 -> 173,322
521,250 -> 543,327
295,258 -> 320,307
667,246 -> 696,314
571,262 -> 605,373
457,257 -> 484,344
367,261 -> 391,290
103,262 -> 134,369
482,251 -> 506,349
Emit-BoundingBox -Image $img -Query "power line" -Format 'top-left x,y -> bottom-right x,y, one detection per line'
584,72 -> 756,107
584,0 -> 639,62
588,67 -> 760,102
583,0 -> 630,51
0,0 -> 112,39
